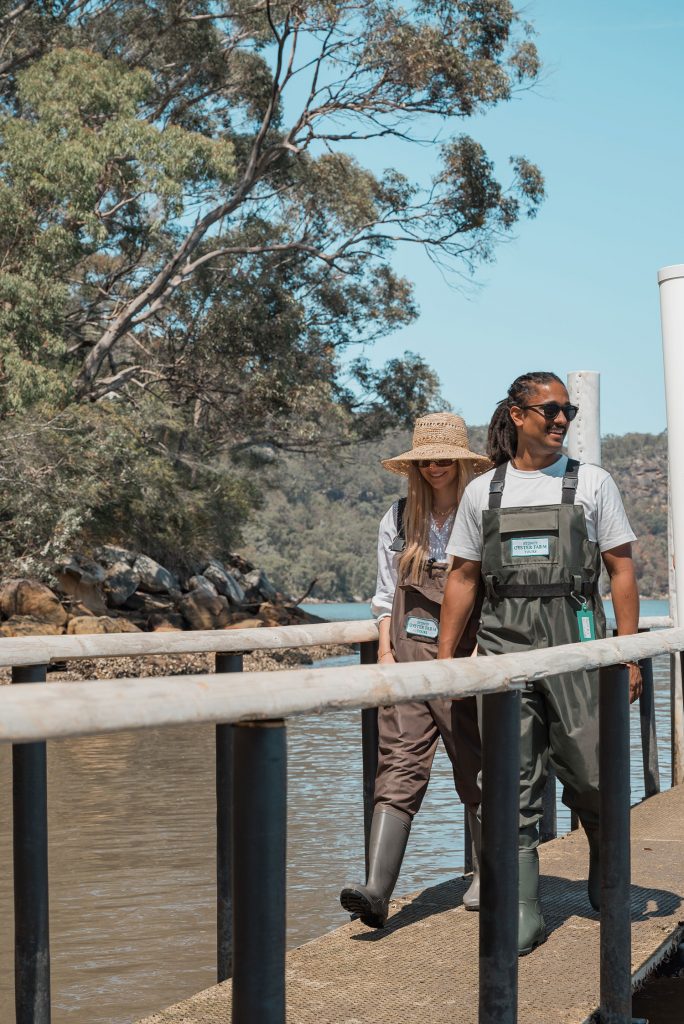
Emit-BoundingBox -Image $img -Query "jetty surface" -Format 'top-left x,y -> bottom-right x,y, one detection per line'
138,783 -> 684,1024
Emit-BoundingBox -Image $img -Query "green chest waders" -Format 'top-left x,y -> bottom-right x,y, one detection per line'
479,459 -> 604,838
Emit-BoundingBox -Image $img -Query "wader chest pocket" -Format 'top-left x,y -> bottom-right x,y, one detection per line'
500,509 -> 559,566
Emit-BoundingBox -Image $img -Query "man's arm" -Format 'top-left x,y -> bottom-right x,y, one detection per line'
602,542 -> 642,702
437,558 -> 482,659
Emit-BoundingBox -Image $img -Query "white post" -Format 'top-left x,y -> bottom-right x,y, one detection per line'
658,264 -> 684,785
659,265 -> 684,628
566,370 -> 601,466
668,485 -> 684,785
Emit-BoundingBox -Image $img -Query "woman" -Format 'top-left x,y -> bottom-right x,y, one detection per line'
339,412 -> 491,929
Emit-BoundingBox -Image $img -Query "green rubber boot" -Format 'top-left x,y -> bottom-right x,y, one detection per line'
463,809 -> 480,911
582,820 -> 600,911
340,807 -> 411,929
518,847 -> 546,956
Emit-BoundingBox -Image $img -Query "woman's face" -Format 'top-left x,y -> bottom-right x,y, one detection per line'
418,459 -> 460,493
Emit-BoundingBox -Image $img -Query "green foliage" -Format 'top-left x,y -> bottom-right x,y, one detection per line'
0,402 -> 256,577
0,0 -> 545,564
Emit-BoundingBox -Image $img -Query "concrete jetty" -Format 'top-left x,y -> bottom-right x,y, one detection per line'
138,784 -> 684,1024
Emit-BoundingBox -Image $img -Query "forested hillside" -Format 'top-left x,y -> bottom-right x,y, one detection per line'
242,430 -> 668,601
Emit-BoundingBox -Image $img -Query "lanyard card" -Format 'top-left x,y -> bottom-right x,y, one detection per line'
576,608 -> 595,642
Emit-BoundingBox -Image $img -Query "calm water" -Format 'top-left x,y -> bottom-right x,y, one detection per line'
0,600 -> 675,1022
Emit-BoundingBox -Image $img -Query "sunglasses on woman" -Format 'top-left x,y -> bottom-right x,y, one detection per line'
416,458 -> 457,468
521,402 -> 579,422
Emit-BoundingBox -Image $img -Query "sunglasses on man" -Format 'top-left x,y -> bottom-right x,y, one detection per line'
520,402 -> 579,422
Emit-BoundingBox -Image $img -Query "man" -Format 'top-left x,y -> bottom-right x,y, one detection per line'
437,370 -> 641,955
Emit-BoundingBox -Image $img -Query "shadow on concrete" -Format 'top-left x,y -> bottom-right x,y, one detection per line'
349,873 -> 681,942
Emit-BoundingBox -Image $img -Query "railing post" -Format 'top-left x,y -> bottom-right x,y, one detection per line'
540,768 -> 557,843
216,653 -> 242,983
232,720 -> 287,1024
359,639 -> 379,877
479,690 -> 520,1024
599,663 -> 632,1024
463,806 -> 473,874
12,664 -> 51,1024
637,652 -> 660,798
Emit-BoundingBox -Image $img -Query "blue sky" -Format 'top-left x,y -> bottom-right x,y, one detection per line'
346,1 -> 684,436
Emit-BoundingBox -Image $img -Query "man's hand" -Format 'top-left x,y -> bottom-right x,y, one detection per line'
437,558 -> 481,659
627,661 -> 642,703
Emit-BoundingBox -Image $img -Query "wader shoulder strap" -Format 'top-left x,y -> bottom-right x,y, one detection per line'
389,497 -> 407,552
488,462 -> 508,510
561,458 -> 580,504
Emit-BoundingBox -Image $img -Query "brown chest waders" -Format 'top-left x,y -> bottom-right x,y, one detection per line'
480,459 -> 605,842
371,560 -> 482,817
340,523 -> 484,929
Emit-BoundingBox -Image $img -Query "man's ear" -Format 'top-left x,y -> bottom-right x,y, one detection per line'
509,405 -> 525,428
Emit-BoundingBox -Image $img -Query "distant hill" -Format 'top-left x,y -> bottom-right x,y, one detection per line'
240,429 -> 668,601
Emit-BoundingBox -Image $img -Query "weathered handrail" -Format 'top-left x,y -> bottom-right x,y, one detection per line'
0,627 -> 681,742
3,623 -> 680,1024
0,618 -> 379,667
0,614 -> 668,667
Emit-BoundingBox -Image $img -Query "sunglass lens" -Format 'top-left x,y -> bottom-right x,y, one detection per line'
417,459 -> 455,468
542,403 -> 578,421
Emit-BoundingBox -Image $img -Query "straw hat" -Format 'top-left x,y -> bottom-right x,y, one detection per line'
382,412 -> 492,476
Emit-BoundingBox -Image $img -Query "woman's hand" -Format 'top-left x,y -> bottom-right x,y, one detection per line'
378,650 -> 396,665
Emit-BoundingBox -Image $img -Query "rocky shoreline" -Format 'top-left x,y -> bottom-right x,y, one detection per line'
0,548 -> 355,679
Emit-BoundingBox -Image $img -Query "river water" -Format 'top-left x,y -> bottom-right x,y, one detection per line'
0,600 -> 675,1023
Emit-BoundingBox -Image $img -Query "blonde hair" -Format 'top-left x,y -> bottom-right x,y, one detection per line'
398,461 -> 475,583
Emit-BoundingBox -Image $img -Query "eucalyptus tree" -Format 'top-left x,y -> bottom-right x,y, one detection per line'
0,0 -> 544,568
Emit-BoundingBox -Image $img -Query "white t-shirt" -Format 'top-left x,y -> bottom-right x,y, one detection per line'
372,501 -> 457,619
447,456 -> 636,562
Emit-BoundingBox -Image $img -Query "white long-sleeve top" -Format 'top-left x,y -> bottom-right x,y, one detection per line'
371,501 -> 457,620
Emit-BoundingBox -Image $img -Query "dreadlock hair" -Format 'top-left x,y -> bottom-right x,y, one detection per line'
486,371 -> 565,466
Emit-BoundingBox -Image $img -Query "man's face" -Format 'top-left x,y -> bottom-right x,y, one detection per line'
509,381 -> 572,456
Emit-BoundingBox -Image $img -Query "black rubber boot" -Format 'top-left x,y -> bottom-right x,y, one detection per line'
463,809 -> 480,911
582,819 -> 600,911
340,807 -> 411,929
518,847 -> 546,956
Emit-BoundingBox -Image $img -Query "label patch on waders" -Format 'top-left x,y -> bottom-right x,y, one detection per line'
510,537 -> 550,557
405,616 -> 439,640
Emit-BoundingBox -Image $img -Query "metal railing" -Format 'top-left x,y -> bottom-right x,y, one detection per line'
1,619 -> 683,1024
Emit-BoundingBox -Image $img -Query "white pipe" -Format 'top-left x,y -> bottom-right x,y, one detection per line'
1,628 -> 684,744
566,370 -> 601,465
658,265 -> 684,630
0,618 -> 379,668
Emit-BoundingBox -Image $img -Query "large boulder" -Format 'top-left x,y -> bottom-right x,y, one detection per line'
242,568 -> 278,604
223,618 -> 263,630
122,592 -> 177,615
179,589 -> 231,630
55,555 -> 108,615
103,561 -> 140,607
187,574 -> 218,596
66,616 -> 142,635
93,544 -> 137,568
0,616 -> 64,637
133,555 -> 180,596
0,579 -> 68,626
202,559 -> 246,606
148,611 -> 185,632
